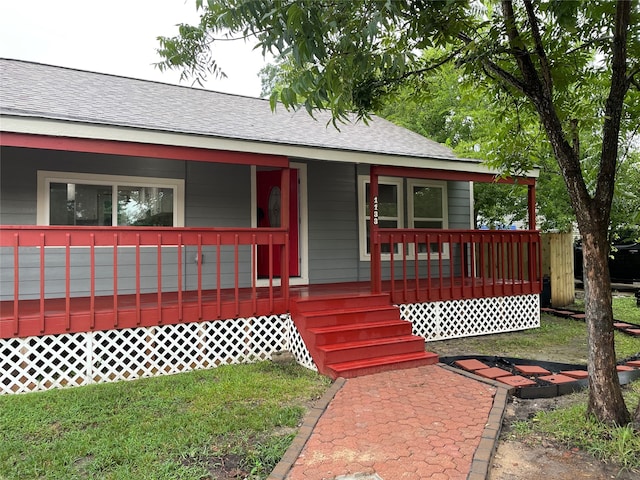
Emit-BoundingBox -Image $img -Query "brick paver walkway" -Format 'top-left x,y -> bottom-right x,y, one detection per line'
283,365 -> 498,480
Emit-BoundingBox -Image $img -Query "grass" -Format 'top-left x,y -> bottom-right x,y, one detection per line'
513,381 -> 640,471
2,296 -> 638,478
0,361 -> 331,480
568,294 -> 640,325
431,296 -> 640,363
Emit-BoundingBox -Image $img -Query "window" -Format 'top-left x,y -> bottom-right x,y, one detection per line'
408,179 -> 448,258
358,176 -> 448,260
358,176 -> 403,260
38,171 -> 184,226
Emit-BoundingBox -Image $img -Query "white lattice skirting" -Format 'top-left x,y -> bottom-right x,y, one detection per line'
400,294 -> 540,341
1,315 -> 317,395
2,295 -> 538,394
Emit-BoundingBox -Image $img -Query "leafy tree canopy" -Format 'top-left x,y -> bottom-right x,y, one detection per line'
158,1 -> 640,425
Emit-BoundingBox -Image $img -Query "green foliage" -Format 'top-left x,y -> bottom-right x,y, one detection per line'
157,0 -> 639,423
0,362 -> 330,480
159,1 -> 639,238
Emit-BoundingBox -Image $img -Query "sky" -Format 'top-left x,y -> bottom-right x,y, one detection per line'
0,0 -> 270,97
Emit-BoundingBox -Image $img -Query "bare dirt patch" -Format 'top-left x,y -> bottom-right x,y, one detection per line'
491,396 -> 637,480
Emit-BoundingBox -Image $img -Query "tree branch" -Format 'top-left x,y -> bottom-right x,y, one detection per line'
456,31 -> 530,95
523,0 -> 553,96
367,47 -> 463,89
501,0 -> 540,92
595,0 -> 631,218
570,119 -> 580,158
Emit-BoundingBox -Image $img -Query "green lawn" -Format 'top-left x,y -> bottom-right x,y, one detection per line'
431,295 -> 640,364
0,362 -> 330,480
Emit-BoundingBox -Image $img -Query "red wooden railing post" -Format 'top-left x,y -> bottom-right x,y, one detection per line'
528,184 -> 536,231
39,234 -> 45,333
157,234 -> 163,324
280,167 -> 290,310
197,234 -> 203,320
13,234 -> 19,335
65,233 -> 71,331
90,233 -> 95,329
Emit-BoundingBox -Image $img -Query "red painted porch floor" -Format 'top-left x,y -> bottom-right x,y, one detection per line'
1,277 -> 533,322
271,364 -> 503,480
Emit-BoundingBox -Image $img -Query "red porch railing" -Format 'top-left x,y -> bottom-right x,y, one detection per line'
0,226 -> 289,339
373,229 -> 542,304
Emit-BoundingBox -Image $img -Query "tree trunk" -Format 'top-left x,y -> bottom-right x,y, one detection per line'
580,227 -> 630,425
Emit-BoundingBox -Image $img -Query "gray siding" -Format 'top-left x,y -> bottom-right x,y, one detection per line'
305,161 -> 360,283
0,147 -> 186,225
447,181 -> 472,229
185,162 -> 251,227
1,147 -> 472,299
0,148 -> 253,299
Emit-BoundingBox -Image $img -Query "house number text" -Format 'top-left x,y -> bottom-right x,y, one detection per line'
373,196 -> 379,225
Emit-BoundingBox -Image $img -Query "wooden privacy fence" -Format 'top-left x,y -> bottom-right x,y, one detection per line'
541,232 -> 575,307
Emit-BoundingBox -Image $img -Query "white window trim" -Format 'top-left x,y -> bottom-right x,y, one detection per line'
358,175 -> 404,262
407,178 -> 449,260
37,171 -> 185,227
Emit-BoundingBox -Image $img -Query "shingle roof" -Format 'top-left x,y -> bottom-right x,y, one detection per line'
0,58 -> 463,162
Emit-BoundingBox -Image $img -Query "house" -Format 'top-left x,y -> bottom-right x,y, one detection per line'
0,59 -> 541,393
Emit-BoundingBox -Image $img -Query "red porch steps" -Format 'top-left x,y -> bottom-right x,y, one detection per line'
291,293 -> 438,379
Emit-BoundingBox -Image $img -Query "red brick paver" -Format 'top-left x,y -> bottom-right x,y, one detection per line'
474,367 -> 512,379
454,359 -> 489,372
284,365 -> 496,480
626,360 -> 640,368
617,365 -> 636,372
613,322 -> 633,328
514,364 -> 551,375
496,375 -> 537,387
539,374 -> 577,384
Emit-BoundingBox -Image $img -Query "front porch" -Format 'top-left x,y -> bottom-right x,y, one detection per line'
1,226 -> 541,339
1,225 -> 541,393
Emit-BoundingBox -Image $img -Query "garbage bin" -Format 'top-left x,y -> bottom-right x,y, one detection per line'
541,275 -> 551,308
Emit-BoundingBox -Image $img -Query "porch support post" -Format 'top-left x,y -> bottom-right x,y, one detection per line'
280,167 -> 290,304
370,166 -> 381,294
527,181 -> 540,288
527,182 -> 536,231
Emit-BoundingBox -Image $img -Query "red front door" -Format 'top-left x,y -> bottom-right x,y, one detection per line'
257,169 -> 299,278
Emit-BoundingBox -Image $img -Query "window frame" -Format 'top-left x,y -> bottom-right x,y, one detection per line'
37,171 -> 185,227
358,175 -> 404,261
407,179 -> 449,260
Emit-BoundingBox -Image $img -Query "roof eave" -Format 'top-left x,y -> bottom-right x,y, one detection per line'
0,114 -> 536,177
